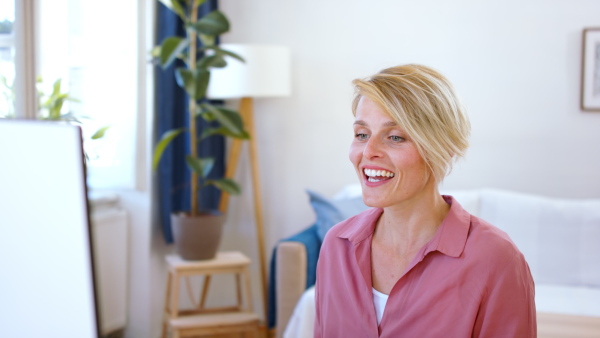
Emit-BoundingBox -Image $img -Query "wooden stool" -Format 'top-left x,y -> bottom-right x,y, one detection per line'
162,251 -> 260,338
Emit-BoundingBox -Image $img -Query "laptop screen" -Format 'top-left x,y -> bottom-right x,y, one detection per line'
0,120 -> 100,338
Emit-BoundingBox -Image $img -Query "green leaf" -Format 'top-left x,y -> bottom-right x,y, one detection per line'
56,112 -> 82,124
158,0 -> 186,21
194,0 -> 208,7
208,178 -> 241,195
153,128 -> 186,170
49,97 -> 66,119
202,110 -> 216,122
91,126 -> 110,140
54,93 -> 69,101
192,10 -> 230,36
175,67 -> 210,100
197,54 -> 227,69
198,103 -> 245,136
199,34 -> 215,47
215,47 -> 245,63
171,0 -> 186,19
186,156 -> 215,178
150,46 -> 161,59
200,126 -> 250,140
198,46 -> 245,67
52,79 -> 62,96
159,37 -> 189,69
41,96 -> 52,108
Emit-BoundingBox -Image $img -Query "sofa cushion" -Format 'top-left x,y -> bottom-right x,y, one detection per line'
307,189 -> 370,242
478,189 -> 600,288
535,284 -> 600,317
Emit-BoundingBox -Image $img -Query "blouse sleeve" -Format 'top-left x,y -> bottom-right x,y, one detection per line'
472,252 -> 537,337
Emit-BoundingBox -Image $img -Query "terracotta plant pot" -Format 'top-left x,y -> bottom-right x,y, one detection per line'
171,211 -> 226,260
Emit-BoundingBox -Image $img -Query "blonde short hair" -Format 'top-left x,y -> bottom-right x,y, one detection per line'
352,64 -> 471,184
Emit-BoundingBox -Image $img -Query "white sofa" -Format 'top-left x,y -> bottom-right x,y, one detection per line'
274,186 -> 600,338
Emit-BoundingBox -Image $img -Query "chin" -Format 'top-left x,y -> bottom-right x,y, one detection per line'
361,194 -> 388,208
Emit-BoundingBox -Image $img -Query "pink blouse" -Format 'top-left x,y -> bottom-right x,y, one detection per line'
314,196 -> 536,337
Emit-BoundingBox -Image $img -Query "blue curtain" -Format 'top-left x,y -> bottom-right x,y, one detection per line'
155,0 -> 224,243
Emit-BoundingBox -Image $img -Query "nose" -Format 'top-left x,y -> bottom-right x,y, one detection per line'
363,136 -> 383,159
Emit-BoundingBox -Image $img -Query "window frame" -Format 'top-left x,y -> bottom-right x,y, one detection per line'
13,0 -> 37,119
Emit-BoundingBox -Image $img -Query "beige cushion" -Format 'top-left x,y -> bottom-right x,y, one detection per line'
276,241 -> 307,338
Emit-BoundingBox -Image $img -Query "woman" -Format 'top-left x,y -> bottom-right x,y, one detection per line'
314,64 -> 536,337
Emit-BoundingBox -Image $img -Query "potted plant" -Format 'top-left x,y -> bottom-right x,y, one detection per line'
152,0 -> 248,260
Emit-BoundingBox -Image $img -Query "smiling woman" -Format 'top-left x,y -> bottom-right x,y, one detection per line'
314,64 -> 537,338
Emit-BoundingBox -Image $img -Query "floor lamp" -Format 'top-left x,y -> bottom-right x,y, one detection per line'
207,44 -> 291,324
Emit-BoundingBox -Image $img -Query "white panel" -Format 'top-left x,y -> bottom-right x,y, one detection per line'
0,120 -> 99,338
91,207 -> 128,335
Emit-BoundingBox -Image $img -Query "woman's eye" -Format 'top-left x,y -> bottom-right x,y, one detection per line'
355,133 -> 368,140
390,135 -> 404,142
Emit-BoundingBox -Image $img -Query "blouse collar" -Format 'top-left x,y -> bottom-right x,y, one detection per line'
336,195 -> 471,258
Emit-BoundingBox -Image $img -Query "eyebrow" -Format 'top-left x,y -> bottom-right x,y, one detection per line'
353,120 -> 398,127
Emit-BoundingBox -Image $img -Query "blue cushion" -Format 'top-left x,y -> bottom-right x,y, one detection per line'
307,189 -> 370,242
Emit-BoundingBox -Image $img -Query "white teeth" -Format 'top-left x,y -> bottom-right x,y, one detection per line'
364,168 -> 395,178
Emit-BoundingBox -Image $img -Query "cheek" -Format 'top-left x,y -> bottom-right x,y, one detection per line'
404,151 -> 430,181
349,143 -> 362,167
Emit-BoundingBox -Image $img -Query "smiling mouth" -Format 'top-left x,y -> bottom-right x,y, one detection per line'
364,168 -> 395,183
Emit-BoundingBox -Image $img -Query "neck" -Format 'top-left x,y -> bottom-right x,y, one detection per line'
374,188 -> 450,255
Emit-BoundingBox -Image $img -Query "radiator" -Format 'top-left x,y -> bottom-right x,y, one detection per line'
90,194 -> 128,336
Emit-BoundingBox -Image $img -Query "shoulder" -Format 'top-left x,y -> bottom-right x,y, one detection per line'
466,215 -> 529,273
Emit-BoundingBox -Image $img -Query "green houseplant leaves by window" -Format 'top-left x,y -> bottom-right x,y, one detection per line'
0,75 -> 110,160
36,77 -> 110,161
152,0 -> 249,259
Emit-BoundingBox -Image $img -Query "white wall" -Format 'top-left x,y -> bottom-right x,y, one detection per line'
116,1 -> 164,337
209,0 -> 600,324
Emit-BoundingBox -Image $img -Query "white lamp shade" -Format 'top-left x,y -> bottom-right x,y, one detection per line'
207,44 -> 291,99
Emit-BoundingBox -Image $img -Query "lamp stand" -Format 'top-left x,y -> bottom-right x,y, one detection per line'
219,97 -> 269,324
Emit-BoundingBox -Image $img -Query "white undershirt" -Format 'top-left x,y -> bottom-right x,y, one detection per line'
372,288 -> 389,325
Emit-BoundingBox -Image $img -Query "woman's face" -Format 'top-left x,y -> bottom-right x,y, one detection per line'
349,96 -> 434,209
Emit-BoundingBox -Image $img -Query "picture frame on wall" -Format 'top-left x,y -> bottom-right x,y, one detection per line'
581,28 -> 600,111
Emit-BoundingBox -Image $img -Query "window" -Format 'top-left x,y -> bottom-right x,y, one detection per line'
6,0 -> 140,190
37,0 -> 139,189
1,0 -> 139,189
0,0 -> 14,118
